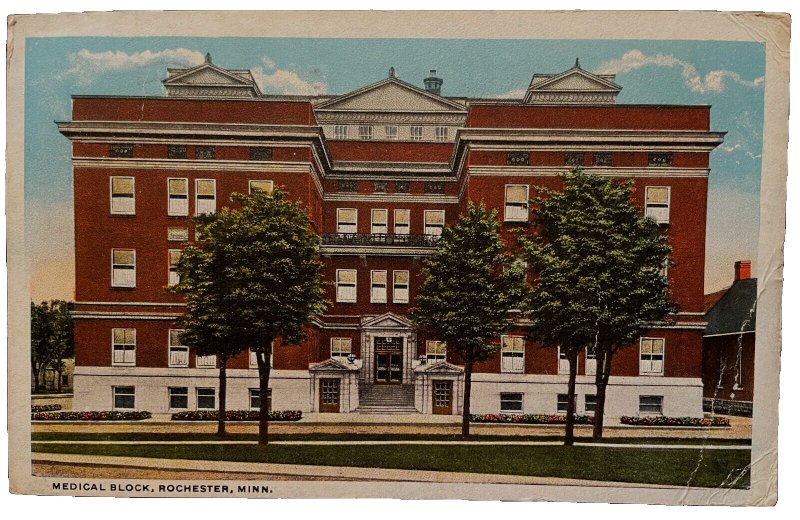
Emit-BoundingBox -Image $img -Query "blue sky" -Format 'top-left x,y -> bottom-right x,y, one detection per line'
24,37 -> 766,301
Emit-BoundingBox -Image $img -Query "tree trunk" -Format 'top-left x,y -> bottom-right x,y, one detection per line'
256,341 -> 273,446
461,358 -> 473,436
592,348 -> 613,440
217,356 -> 227,436
31,360 -> 40,393
564,348 -> 579,446
56,365 -> 63,393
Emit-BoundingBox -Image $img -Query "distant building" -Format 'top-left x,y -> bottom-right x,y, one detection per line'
702,261 -> 756,416
58,56 -> 724,417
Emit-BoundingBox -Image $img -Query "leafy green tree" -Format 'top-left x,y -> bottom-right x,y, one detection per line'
30,300 -> 74,392
412,202 -> 527,436
522,169 -> 673,444
175,190 -> 326,446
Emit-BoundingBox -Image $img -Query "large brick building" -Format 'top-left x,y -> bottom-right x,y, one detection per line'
58,55 -> 724,417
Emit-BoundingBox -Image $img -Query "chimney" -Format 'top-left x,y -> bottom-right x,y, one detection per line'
424,69 -> 443,96
734,260 -> 751,281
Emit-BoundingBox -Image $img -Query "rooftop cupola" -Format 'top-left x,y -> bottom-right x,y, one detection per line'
424,69 -> 443,96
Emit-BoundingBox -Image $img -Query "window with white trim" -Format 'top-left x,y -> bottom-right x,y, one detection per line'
424,210 -> 445,236
168,329 -> 189,367
196,388 -> 216,410
394,209 -> 410,235
168,249 -> 181,287
330,337 -> 352,362
645,186 -> 670,224
111,328 -> 136,366
639,395 -> 664,415
500,392 -> 523,414
167,178 -> 189,216
336,208 -> 358,234
371,209 -> 388,234
504,184 -> 529,222
585,345 -> 597,376
385,126 -> 398,140
393,270 -> 410,303
410,126 -> 423,141
169,387 -> 188,409
556,393 -> 569,414
426,340 -> 446,362
110,176 -> 135,215
358,125 -> 374,140
585,394 -> 597,414
168,227 -> 189,242
640,338 -> 665,375
371,270 -> 388,303
249,388 -> 272,411
195,179 -> 216,215
249,346 -> 273,369
196,353 -> 217,368
111,249 -> 136,288
336,269 -> 357,303
558,347 -> 570,375
501,335 -> 524,373
113,386 -> 135,410
333,125 -> 348,139
249,180 -> 274,196
434,126 -> 449,142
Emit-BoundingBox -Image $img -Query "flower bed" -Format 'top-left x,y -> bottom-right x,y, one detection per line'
31,404 -> 63,412
171,410 -> 303,421
620,416 -> 730,427
32,411 -> 152,421
470,413 -> 593,424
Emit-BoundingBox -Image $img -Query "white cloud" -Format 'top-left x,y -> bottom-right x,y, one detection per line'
746,151 -> 762,160
595,50 -> 764,93
59,48 -> 205,84
721,144 -> 742,153
495,88 -> 527,99
251,58 -> 327,95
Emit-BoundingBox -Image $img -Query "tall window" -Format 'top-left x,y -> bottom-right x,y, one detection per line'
426,340 -> 446,362
167,178 -> 189,216
336,269 -> 357,303
585,394 -> 597,414
639,395 -> 664,415
410,126 -> 423,141
371,209 -> 388,234
640,338 -> 665,375
168,250 -> 182,287
330,338 -> 352,362
333,125 -> 348,139
358,125 -> 374,140
500,393 -> 523,414
111,328 -> 136,366
501,335 -> 524,373
370,270 -> 388,303
585,345 -> 597,376
556,393 -> 569,413
336,208 -> 358,234
169,387 -> 188,409
434,127 -> 449,141
168,329 -> 189,367
249,180 -> 274,195
393,270 -> 410,303
196,388 -> 216,409
111,249 -> 136,288
195,179 -> 216,215
394,209 -> 410,235
558,347 -> 570,375
110,176 -> 135,215
249,347 -> 273,369
385,126 -> 398,140
504,184 -> 529,222
424,210 -> 445,236
113,386 -> 135,409
645,186 -> 670,224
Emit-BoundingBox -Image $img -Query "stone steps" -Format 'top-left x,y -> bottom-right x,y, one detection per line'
358,384 -> 417,414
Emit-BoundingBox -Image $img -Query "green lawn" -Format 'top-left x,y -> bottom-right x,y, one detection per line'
32,441 -> 750,489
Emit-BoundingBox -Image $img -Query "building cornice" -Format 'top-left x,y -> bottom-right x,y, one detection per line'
467,166 -> 711,179
323,193 -> 459,203
320,245 -> 436,256
72,157 -> 315,173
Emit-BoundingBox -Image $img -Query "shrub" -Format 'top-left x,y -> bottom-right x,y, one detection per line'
31,411 -> 152,421
620,416 -> 731,427
31,404 -> 63,412
171,410 -> 302,421
470,414 -> 593,424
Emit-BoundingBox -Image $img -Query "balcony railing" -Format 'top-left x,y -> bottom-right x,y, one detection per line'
321,233 -> 440,248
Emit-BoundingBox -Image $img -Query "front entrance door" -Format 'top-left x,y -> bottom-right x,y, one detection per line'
319,378 -> 340,413
432,380 -> 453,415
375,352 -> 402,383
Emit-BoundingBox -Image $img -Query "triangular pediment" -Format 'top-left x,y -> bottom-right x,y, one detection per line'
164,64 -> 253,86
524,66 -> 621,105
316,78 -> 466,113
419,360 -> 463,374
530,68 -> 621,92
361,312 -> 413,330
309,358 -> 357,372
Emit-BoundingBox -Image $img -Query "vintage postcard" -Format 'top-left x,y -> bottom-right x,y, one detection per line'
7,10 -> 790,505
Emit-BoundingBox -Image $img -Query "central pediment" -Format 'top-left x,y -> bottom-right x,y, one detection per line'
361,312 -> 414,330
316,77 -> 467,113
524,62 -> 622,105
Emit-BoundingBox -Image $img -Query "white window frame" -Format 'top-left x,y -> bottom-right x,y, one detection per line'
370,270 -> 388,303
195,179 -> 217,215
434,126 -> 449,142
195,354 -> 217,368
500,392 -> 523,414
501,335 -> 525,373
111,249 -> 136,288
385,126 -> 398,140
330,337 -> 353,362
639,395 -> 664,415
371,209 -> 388,235
336,208 -> 358,234
249,179 -> 274,196
556,393 -> 569,414
504,184 -> 530,222
585,345 -> 597,376
110,176 -> 135,215
336,269 -> 357,303
333,125 -> 348,139
393,270 -> 410,304
249,346 -> 273,369
645,186 -> 671,224
168,387 -> 188,410
168,249 -> 182,287
410,126 -> 423,141
167,177 -> 189,216
196,388 -> 216,410
424,210 -> 445,236
640,337 -> 665,376
249,388 -> 272,411
113,386 -> 135,410
394,209 -> 410,235
584,394 -> 597,415
168,329 -> 189,368
426,340 -> 446,362
111,328 -> 136,367
558,346 -> 570,375
358,125 -> 374,140
167,227 -> 189,242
